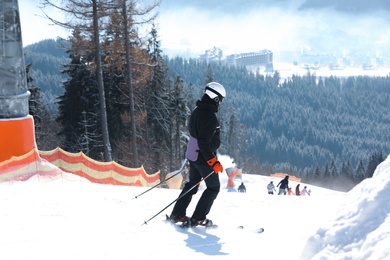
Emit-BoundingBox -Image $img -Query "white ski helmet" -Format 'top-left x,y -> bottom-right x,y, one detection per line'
204,82 -> 226,102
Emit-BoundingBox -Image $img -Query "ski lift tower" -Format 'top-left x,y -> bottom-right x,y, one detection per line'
0,0 -> 36,162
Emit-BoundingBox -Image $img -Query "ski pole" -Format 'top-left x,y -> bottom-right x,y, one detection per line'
142,170 -> 215,226
133,159 -> 187,200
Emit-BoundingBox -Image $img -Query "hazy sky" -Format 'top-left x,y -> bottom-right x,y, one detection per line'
19,0 -> 67,46
157,1 -> 390,57
18,0 -> 390,58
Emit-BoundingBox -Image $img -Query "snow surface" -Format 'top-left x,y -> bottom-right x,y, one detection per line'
1,155 -> 389,260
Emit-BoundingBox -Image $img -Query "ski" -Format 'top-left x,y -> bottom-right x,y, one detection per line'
165,214 -> 218,229
180,223 -> 219,229
237,225 -> 265,233
165,215 -> 263,233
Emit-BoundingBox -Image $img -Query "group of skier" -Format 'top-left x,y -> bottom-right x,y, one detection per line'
267,176 -> 310,196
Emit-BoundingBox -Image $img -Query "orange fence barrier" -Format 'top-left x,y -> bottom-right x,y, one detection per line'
0,147 -> 160,187
39,147 -> 160,186
0,149 -> 62,182
270,173 -> 301,182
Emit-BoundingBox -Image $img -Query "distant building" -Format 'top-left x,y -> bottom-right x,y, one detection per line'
199,47 -> 223,63
226,50 -> 274,72
199,48 -> 274,72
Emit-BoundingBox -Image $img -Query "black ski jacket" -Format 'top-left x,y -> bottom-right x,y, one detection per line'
188,99 -> 221,164
277,178 -> 289,189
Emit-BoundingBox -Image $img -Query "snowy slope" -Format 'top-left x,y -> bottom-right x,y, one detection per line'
0,155 -> 389,260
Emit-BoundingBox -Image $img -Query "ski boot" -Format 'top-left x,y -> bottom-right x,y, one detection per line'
166,214 -> 187,224
180,217 -> 198,228
198,219 -> 215,228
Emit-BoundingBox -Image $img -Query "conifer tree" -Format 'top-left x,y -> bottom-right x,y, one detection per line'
226,106 -> 246,163
314,166 -> 322,183
354,160 -> 365,183
340,161 -> 353,179
26,63 -> 45,131
365,151 -> 384,178
205,63 -> 214,84
57,47 -> 102,158
41,0 -> 117,161
170,76 -> 189,170
329,160 -> 338,189
323,163 -> 330,182
145,24 -> 171,173
26,63 -> 53,149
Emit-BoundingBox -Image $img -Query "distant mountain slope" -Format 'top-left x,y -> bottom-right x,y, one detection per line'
24,39 -> 69,114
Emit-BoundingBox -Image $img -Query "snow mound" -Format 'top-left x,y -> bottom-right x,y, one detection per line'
301,155 -> 390,259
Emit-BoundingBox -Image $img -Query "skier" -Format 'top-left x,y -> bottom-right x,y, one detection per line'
168,82 -> 226,228
267,181 -> 276,195
277,175 -> 289,195
287,187 -> 295,195
295,184 -> 301,196
237,182 -> 246,193
301,186 -> 310,196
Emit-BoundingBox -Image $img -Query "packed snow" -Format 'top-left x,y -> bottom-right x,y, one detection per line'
0,154 -> 389,260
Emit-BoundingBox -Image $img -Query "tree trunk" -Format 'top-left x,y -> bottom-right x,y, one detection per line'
122,0 -> 139,167
93,0 -> 112,162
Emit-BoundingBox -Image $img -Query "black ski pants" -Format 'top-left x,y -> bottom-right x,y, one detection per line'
171,161 -> 220,221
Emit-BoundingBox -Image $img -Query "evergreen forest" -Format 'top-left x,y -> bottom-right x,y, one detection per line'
22,2 -> 389,192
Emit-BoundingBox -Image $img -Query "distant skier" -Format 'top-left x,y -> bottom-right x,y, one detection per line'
277,175 -> 289,195
267,181 -> 276,195
287,187 -> 295,195
301,186 -> 310,196
295,184 -> 301,196
237,182 -> 246,193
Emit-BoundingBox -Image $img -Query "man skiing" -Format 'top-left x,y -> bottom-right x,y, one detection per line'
168,82 -> 226,228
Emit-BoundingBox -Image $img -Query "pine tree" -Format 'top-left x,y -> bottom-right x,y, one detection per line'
26,63 -> 54,149
41,0 -> 119,161
354,160 -> 365,183
170,76 -> 189,170
365,151 -> 384,178
57,48 -> 102,158
145,24 -> 171,173
225,106 -> 246,163
340,161 -> 353,179
205,63 -> 214,84
329,160 -> 338,189
26,63 -> 45,131
323,164 -> 330,181
314,166 -> 322,183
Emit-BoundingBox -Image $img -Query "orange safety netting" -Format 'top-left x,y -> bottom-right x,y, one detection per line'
0,147 -> 160,187
270,173 -> 301,182
38,147 -> 160,186
0,149 -> 62,182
